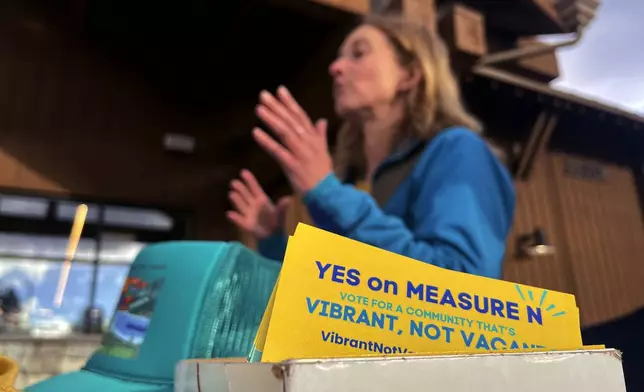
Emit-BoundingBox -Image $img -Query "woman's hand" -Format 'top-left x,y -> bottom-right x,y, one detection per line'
227,169 -> 292,240
253,86 -> 333,195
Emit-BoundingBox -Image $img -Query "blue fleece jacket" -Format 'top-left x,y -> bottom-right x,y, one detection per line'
258,127 -> 516,279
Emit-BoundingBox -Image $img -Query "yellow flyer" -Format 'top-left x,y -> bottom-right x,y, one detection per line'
260,224 -> 582,362
249,275 -> 279,362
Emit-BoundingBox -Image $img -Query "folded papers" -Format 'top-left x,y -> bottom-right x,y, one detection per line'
251,223 -> 589,362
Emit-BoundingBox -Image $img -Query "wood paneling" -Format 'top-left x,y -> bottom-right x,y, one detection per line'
505,150 -> 644,326
503,154 -> 575,294
551,153 -> 644,326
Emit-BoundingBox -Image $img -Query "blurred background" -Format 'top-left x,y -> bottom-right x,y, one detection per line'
0,0 -> 642,390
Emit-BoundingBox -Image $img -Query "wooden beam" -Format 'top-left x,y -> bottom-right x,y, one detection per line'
378,0 -> 437,32
437,4 -> 487,75
515,37 -> 561,83
402,0 -> 437,32
531,113 -> 558,174
265,0 -> 368,20
531,0 -> 561,29
517,112 -> 558,180
438,4 -> 487,57
310,0 -> 370,14
473,66 -> 644,126
516,111 -> 547,179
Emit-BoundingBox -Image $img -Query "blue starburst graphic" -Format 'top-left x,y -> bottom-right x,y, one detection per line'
515,284 -> 566,317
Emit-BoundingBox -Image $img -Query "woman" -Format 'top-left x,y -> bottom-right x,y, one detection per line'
227,15 -> 515,279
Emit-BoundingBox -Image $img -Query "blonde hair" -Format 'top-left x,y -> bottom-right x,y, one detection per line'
334,14 -> 482,179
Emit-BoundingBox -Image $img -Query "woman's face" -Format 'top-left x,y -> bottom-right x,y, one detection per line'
329,24 -> 409,118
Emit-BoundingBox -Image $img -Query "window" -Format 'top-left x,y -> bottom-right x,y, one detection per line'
0,259 -> 93,326
56,202 -> 100,223
103,206 -> 174,231
0,193 -> 188,334
0,195 -> 49,219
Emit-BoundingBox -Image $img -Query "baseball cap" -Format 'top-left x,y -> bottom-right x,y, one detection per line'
26,241 -> 281,392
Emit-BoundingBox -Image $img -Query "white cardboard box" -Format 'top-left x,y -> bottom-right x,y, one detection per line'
175,349 -> 626,392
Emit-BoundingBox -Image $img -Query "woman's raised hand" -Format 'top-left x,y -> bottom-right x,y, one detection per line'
252,86 -> 333,195
226,169 -> 292,240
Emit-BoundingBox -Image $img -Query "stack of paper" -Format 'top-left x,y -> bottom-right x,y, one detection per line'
250,223 -> 589,362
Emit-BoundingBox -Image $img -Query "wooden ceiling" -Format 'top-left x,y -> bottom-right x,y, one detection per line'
66,0 -> 360,195
444,0 -> 564,35
8,0 -> 568,202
